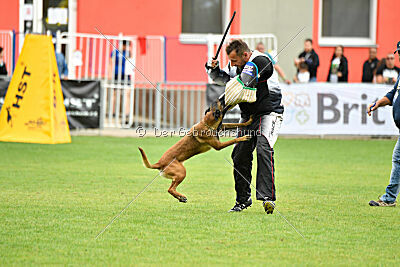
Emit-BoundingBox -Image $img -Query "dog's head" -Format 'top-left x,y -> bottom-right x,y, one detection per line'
204,99 -> 225,122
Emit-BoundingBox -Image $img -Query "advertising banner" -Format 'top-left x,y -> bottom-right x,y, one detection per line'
61,80 -> 101,130
280,83 -> 398,135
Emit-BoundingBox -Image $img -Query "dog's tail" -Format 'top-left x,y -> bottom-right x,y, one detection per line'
138,147 -> 159,169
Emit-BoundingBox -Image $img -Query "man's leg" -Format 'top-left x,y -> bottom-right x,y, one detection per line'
255,136 -> 275,201
256,113 -> 283,213
380,137 -> 400,203
231,132 -> 256,203
229,119 -> 257,212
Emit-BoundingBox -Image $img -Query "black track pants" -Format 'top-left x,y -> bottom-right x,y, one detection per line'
231,113 -> 283,202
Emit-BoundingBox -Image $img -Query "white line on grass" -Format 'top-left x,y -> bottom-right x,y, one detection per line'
224,157 -> 305,239
95,158 -> 176,239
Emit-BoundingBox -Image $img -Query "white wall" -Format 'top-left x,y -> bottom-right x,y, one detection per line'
241,0 -> 314,82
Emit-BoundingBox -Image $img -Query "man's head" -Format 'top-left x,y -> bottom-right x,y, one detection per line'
386,53 -> 395,68
394,41 -> 400,61
369,47 -> 377,60
255,42 -> 265,53
226,39 -> 251,68
304,39 -> 313,53
0,47 -> 3,59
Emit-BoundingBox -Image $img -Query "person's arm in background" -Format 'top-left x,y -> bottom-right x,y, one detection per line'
309,52 -> 320,77
294,52 -> 304,68
327,59 -> 332,82
274,64 -> 291,84
293,74 -> 299,83
338,57 -> 348,80
62,55 -> 68,78
361,61 -> 368,82
205,59 -> 231,85
315,53 -> 320,68
108,50 -> 115,80
375,64 -> 384,83
0,63 -> 7,76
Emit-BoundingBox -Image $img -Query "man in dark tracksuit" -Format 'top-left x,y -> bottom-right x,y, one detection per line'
206,39 -> 284,213
294,39 -> 319,82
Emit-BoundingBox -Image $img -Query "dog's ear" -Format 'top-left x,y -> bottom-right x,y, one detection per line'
219,98 -> 226,109
204,107 -> 211,115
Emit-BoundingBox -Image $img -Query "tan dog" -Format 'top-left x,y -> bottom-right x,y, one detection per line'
138,100 -> 252,203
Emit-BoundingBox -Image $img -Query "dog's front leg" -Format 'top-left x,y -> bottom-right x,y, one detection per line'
220,116 -> 253,130
206,135 -> 251,151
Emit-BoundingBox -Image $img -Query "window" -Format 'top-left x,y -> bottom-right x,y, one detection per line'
180,0 -> 230,44
182,0 -> 222,34
319,0 -> 377,46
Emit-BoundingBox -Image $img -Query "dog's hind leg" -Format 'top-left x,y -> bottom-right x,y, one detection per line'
165,162 -> 187,203
168,178 -> 187,203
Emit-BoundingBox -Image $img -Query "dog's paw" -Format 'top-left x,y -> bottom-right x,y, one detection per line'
178,196 -> 188,203
247,115 -> 253,124
239,135 -> 251,142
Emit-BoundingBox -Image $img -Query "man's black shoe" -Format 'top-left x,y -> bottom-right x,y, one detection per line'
228,198 -> 252,212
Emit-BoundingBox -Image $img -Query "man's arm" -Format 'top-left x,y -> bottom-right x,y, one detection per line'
367,96 -> 391,116
251,56 -> 273,83
293,74 -> 299,83
294,52 -> 304,68
367,84 -> 397,116
206,60 -> 230,85
314,53 -> 320,68
361,61 -> 368,81
376,75 -> 383,83
307,53 -> 319,73
338,57 -> 348,78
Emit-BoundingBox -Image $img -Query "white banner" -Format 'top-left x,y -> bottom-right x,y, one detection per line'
279,83 -> 398,135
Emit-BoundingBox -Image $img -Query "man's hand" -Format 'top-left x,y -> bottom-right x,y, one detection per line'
210,59 -> 219,68
205,59 -> 219,70
294,58 -> 300,67
367,102 -> 377,116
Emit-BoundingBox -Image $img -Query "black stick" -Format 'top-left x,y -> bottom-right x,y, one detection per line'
213,11 -> 236,60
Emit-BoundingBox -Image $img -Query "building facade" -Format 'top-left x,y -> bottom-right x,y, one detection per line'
1,0 -> 398,83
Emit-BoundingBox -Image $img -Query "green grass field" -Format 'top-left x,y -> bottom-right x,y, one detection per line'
1,136 -> 400,265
